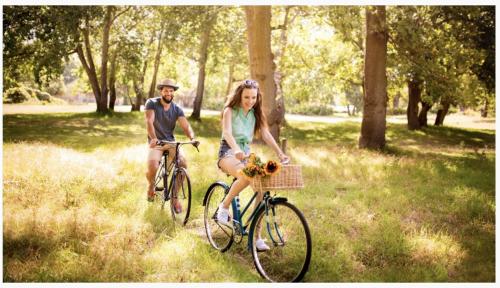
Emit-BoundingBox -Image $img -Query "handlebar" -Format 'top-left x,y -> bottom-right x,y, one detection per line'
156,140 -> 200,152
242,154 -> 290,165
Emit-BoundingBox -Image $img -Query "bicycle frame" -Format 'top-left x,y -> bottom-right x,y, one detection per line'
227,183 -> 287,251
159,143 -> 181,201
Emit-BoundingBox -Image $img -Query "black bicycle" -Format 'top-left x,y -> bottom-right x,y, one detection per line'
153,140 -> 199,226
203,177 -> 312,282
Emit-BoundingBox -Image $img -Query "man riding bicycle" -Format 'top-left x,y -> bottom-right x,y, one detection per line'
145,78 -> 197,212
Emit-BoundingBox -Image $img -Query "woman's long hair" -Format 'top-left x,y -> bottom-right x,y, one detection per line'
222,79 -> 267,137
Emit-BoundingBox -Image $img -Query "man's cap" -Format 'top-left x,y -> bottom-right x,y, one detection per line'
157,79 -> 179,91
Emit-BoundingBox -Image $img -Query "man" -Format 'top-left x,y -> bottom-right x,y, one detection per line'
145,78 -> 197,211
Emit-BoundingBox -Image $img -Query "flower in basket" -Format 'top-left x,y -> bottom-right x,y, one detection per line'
264,160 -> 281,176
238,153 -> 281,180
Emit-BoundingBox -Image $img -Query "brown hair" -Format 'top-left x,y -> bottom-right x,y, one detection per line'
223,80 -> 267,137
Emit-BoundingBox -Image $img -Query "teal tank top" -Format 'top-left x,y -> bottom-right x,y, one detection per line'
222,107 -> 255,152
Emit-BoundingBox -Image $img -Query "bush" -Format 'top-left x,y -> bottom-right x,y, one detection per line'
3,86 -> 65,104
35,90 -> 52,102
286,102 -> 335,116
387,108 -> 406,115
204,95 -> 226,111
3,87 -> 35,103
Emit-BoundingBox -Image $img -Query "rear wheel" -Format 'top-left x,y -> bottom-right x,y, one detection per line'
250,201 -> 312,282
169,167 -> 191,226
203,183 -> 234,252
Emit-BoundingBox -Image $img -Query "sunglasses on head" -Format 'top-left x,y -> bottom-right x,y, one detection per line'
241,79 -> 259,89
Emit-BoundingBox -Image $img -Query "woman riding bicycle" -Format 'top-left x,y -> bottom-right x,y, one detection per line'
216,79 -> 290,251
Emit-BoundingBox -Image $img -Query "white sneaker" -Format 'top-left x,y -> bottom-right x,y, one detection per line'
255,238 -> 270,252
216,204 -> 230,225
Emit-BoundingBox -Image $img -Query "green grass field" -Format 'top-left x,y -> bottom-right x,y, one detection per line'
2,111 -> 495,282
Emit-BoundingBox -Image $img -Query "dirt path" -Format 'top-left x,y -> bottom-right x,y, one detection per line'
3,104 -> 495,130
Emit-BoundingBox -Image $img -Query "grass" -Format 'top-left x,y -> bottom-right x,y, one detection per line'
2,111 -> 495,282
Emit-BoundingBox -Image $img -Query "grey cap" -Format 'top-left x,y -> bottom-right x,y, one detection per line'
157,79 -> 179,91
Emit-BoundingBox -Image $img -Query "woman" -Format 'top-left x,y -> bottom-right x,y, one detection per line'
216,79 -> 290,251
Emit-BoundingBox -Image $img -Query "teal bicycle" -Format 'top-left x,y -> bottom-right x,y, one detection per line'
202,170 -> 312,282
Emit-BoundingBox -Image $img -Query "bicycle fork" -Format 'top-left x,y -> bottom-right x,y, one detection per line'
247,193 -> 288,251
265,196 -> 286,247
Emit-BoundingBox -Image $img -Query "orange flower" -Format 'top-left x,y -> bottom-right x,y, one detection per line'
264,160 -> 281,175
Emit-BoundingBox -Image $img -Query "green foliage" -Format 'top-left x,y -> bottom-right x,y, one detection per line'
3,86 -> 65,104
286,102 -> 334,116
3,87 -> 33,103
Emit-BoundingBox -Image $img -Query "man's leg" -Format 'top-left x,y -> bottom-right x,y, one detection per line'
146,148 -> 162,201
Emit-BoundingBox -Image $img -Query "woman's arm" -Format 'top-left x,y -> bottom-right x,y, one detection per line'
261,127 -> 290,163
222,108 -> 245,160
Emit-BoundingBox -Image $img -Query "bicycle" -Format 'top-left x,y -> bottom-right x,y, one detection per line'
202,164 -> 312,282
153,140 -> 199,226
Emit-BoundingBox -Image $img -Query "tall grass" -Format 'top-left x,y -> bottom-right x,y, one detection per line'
3,112 -> 495,282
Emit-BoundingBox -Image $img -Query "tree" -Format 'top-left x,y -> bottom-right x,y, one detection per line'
191,7 -> 219,120
245,6 -> 283,141
359,6 -> 387,149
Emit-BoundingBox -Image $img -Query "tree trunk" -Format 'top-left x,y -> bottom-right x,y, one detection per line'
191,13 -> 217,120
148,21 -> 165,99
98,6 -> 113,113
418,101 -> 432,127
76,44 -> 101,107
132,32 -> 154,111
407,79 -> 421,130
347,104 -> 351,116
393,92 -> 400,112
434,101 -> 450,126
481,98 -> 489,117
359,6 -> 387,149
245,6 -> 283,141
108,48 -> 118,111
225,62 -> 235,97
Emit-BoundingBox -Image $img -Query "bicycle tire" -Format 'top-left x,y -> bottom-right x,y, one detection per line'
203,182 -> 234,252
169,167 -> 191,226
249,201 -> 312,282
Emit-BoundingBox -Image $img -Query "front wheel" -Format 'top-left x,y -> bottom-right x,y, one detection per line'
203,182 -> 234,252
250,201 -> 312,282
169,167 -> 191,226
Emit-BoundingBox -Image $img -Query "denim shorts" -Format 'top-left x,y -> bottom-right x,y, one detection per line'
217,139 -> 250,169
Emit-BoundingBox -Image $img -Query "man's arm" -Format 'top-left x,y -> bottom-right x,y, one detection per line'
178,116 -> 195,140
145,109 -> 157,148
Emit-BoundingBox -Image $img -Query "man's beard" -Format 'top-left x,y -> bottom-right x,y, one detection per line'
162,96 -> 173,104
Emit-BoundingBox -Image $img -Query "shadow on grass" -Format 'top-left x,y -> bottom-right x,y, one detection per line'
3,112 -> 223,152
378,151 -> 495,281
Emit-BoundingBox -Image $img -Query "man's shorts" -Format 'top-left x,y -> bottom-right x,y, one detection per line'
148,144 -> 187,168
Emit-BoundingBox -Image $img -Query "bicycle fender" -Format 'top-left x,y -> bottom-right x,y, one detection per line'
270,197 -> 288,204
202,181 -> 230,206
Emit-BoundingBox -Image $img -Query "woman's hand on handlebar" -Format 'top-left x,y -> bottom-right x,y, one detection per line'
279,153 -> 290,165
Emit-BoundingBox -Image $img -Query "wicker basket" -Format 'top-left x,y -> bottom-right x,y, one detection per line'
250,165 -> 304,192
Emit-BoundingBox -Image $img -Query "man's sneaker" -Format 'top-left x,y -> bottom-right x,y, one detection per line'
172,199 -> 182,214
216,203 -> 230,225
147,191 -> 155,202
255,238 -> 270,252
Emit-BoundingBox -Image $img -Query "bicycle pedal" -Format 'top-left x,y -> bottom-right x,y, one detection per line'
155,187 -> 163,191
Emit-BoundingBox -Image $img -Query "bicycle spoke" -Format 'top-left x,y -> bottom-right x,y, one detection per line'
251,202 -> 311,282
170,169 -> 191,226
204,183 -> 234,252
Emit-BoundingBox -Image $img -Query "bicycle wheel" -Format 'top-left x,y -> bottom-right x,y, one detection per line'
203,183 -> 234,252
169,167 -> 191,226
250,201 -> 312,282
